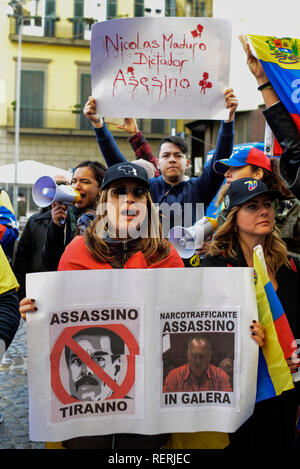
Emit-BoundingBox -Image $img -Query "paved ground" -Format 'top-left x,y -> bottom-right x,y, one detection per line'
0,320 -> 44,449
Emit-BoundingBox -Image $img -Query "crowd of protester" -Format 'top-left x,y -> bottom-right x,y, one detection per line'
1,36 -> 300,449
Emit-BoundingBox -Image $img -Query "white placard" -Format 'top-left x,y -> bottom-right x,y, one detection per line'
26,267 -> 258,442
91,17 -> 232,119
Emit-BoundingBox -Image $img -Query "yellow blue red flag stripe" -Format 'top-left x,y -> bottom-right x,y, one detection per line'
249,35 -> 300,133
253,246 -> 295,402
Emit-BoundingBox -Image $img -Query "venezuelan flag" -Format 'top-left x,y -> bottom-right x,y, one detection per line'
253,245 -> 295,402
248,35 -> 300,156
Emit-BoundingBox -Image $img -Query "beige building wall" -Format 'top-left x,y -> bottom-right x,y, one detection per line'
0,126 -> 163,169
0,0 -> 215,181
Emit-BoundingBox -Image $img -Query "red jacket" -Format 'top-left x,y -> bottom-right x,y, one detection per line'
58,235 -> 184,271
163,363 -> 232,393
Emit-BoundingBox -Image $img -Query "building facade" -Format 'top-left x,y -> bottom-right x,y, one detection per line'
0,0 -> 263,213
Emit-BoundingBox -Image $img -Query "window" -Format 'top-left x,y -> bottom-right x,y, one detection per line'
18,1 -> 56,37
138,119 -> 166,134
21,0 -> 45,37
15,58 -> 49,128
73,0 -> 84,39
151,119 -> 165,133
165,0 -> 176,16
44,0 -> 56,37
134,0 -> 144,17
73,0 -> 106,40
79,72 -> 92,130
107,0 -> 117,19
196,1 -> 206,16
20,70 -> 44,128
185,0 -> 206,17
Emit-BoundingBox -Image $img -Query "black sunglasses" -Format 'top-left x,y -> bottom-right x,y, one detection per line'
109,186 -> 148,199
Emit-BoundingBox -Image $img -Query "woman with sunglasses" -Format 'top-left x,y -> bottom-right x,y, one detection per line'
56,162 -> 184,272
20,162 -> 184,449
201,178 -> 300,448
212,145 -> 300,259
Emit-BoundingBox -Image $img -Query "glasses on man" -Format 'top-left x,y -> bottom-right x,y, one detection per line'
109,186 -> 148,199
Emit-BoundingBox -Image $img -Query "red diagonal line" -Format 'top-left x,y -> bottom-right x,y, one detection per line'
65,336 -> 121,394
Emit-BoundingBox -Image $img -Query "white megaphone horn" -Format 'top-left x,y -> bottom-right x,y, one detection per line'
168,216 -> 218,259
32,176 -> 80,208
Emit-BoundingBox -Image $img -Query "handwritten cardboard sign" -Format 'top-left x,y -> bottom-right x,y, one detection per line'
91,17 -> 232,120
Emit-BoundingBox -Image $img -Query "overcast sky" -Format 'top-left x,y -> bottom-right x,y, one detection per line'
213,0 -> 300,110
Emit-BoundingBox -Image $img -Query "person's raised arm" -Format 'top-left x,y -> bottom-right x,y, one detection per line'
224,87 -> 238,123
115,118 -> 160,177
83,96 -> 126,167
240,35 -> 300,198
116,118 -> 139,135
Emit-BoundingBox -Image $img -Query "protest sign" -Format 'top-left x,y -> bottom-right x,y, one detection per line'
91,17 -> 232,119
26,267 -> 258,442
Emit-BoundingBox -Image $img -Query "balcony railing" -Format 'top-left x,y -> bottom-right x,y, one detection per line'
7,107 -> 94,132
6,108 -> 167,135
14,16 -> 60,38
9,16 -> 97,42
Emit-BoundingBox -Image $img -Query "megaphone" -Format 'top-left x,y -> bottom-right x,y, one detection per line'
168,217 -> 218,258
32,176 -> 80,208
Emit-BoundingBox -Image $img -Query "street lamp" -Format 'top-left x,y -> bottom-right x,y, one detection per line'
8,0 -> 26,221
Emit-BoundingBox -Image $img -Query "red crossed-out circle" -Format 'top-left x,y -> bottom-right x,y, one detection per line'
50,324 -> 139,405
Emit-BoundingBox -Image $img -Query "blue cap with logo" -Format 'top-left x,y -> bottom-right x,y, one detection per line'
224,178 -> 278,213
101,162 -> 149,190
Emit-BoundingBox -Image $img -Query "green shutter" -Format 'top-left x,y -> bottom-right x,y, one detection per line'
165,0 -> 176,16
45,0 -> 56,15
44,0 -> 56,36
74,0 -> 84,17
80,73 -> 92,130
151,119 -> 165,134
20,70 -> 44,128
107,0 -> 117,19
134,0 -> 144,17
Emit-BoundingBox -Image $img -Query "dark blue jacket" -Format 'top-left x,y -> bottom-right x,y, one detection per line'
94,121 -> 234,228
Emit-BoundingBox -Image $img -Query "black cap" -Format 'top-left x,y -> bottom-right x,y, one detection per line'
101,162 -> 149,190
224,178 -> 278,213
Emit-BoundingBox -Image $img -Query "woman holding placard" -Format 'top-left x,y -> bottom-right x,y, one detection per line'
201,178 -> 300,448
20,161 -> 184,449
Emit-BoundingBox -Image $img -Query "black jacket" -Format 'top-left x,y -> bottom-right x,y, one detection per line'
12,209 -> 52,300
0,289 -> 20,350
41,205 -> 92,271
201,248 -> 300,338
263,102 -> 300,200
201,247 -> 300,448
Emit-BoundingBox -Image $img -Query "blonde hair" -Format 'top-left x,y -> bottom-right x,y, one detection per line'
84,188 -> 170,265
208,206 -> 290,275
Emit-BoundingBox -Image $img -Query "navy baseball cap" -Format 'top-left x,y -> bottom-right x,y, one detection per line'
224,178 -> 279,213
101,162 -> 149,190
214,145 -> 271,175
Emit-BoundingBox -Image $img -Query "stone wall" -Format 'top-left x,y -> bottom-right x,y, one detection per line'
0,127 -> 162,170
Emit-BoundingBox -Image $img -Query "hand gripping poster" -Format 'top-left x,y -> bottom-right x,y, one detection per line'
26,268 -> 258,442
91,17 -> 232,119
